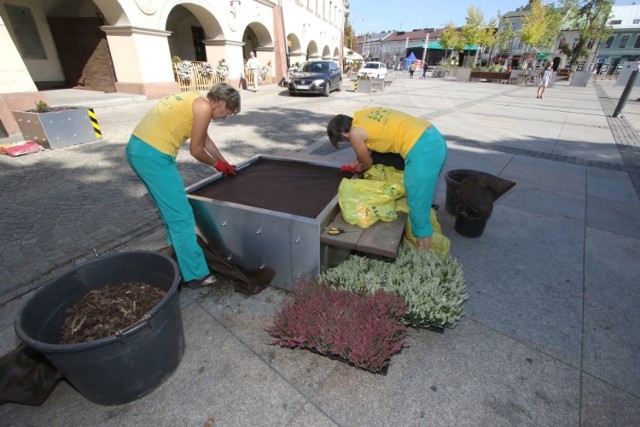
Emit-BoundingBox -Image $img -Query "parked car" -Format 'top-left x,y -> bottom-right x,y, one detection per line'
288,61 -> 342,96
357,62 -> 387,79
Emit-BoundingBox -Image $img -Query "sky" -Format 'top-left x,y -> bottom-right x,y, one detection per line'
347,0 -> 637,35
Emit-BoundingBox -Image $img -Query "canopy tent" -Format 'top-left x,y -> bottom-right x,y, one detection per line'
404,52 -> 418,68
344,47 -> 363,63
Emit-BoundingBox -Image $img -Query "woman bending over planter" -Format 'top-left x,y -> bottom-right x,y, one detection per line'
327,107 -> 447,251
126,83 -> 241,288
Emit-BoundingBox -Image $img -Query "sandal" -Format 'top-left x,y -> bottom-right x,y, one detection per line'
184,274 -> 217,289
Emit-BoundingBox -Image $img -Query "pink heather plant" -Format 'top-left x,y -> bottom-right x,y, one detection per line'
266,279 -> 408,373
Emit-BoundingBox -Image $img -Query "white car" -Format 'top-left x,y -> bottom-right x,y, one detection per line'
357,62 -> 387,79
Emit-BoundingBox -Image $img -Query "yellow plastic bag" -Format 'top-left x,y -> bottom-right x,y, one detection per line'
403,208 -> 451,255
364,164 -> 405,190
338,179 -> 398,228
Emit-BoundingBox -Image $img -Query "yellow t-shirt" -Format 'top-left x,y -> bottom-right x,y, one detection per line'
132,91 -> 206,156
352,107 -> 431,158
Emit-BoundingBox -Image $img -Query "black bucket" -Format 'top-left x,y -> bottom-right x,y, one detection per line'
444,169 -> 492,216
455,209 -> 491,238
15,251 -> 184,406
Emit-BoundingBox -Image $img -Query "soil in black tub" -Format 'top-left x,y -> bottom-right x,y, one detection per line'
60,282 -> 165,344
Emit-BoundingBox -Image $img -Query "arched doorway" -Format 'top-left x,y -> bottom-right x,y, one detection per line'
45,0 -> 121,91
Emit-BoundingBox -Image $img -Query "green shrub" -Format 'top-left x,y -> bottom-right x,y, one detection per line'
319,246 -> 467,328
34,100 -> 50,113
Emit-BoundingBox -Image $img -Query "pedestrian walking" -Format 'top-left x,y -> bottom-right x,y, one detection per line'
421,61 -> 428,79
537,64 -> 553,99
126,83 -> 241,288
409,62 -> 416,78
247,51 -> 261,92
327,107 -> 448,252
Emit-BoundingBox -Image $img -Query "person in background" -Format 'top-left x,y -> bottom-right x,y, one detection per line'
537,63 -> 553,99
409,62 -> 416,78
246,51 -> 261,92
326,107 -> 447,251
126,83 -> 241,288
421,61 -> 429,79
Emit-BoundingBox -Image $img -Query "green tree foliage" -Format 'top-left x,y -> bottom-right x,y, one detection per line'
521,0 -> 548,47
461,5 -> 497,67
494,14 -> 516,65
558,0 -> 613,70
344,2 -> 356,50
439,22 -> 465,63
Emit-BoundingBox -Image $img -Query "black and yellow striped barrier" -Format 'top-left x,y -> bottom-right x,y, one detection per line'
353,79 -> 358,92
88,108 -> 102,139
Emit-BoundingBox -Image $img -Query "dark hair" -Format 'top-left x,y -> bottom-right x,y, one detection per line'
326,114 -> 353,147
207,83 -> 241,115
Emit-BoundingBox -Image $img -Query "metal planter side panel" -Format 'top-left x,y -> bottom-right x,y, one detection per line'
13,108 -> 101,149
189,197 -> 321,291
186,154 -> 342,291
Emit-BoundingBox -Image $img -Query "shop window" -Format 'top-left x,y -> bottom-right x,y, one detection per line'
634,35 -> 640,48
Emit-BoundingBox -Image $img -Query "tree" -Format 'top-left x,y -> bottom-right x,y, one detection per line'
461,5 -> 496,67
493,14 -> 516,66
558,0 -> 614,71
344,2 -> 356,50
520,0 -> 548,66
439,23 -> 465,65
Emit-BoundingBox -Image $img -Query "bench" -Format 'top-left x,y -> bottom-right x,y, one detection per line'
321,210 -> 407,259
469,71 -> 511,84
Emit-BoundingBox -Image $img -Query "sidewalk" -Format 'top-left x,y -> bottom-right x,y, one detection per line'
1,76 -> 639,426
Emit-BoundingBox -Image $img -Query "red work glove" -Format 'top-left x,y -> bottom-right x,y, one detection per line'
340,164 -> 361,174
215,159 -> 236,176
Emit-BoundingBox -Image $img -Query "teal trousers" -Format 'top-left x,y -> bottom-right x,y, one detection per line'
404,126 -> 448,238
126,135 -> 209,281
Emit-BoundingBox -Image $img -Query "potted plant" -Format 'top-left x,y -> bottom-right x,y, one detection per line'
266,278 -> 407,374
319,246 -> 467,330
356,74 -> 373,93
12,100 -> 102,150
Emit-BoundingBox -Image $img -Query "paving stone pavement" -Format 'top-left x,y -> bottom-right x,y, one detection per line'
1,74 -> 639,426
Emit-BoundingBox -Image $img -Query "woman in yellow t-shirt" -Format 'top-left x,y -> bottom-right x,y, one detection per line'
327,107 -> 447,251
126,83 -> 240,288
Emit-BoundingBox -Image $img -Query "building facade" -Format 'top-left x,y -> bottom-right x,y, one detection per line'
591,4 -> 640,74
0,0 -> 344,137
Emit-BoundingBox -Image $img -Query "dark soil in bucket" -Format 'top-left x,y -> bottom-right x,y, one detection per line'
59,282 -> 165,344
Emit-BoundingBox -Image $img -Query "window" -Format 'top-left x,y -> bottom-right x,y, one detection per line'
619,35 -> 630,49
609,20 -> 622,25
634,35 -> 640,48
604,36 -> 615,48
634,19 -> 640,24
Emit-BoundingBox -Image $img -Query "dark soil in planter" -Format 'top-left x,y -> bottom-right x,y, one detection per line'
25,106 -> 77,113
60,282 -> 165,344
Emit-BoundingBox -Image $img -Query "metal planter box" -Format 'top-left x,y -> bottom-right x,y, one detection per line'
186,155 -> 342,291
355,78 -> 385,93
13,107 -> 102,149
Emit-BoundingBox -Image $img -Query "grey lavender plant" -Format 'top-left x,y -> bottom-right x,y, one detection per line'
318,245 -> 467,328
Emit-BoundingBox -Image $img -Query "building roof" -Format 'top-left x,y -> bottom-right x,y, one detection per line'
379,28 -> 443,43
610,5 -> 640,28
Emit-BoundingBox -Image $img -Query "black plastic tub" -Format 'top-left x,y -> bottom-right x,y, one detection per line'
444,169 -> 492,215
15,251 -> 184,406
455,209 -> 491,238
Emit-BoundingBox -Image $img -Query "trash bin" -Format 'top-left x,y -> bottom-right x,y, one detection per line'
444,169 -> 492,215
454,206 -> 492,238
15,251 -> 184,406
